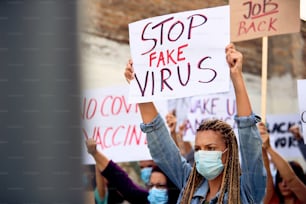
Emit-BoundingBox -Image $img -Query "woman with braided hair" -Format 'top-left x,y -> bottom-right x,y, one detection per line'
124,43 -> 266,203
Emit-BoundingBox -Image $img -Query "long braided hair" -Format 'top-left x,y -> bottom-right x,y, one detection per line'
179,119 -> 241,204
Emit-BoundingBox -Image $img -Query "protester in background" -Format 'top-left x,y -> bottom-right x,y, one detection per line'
124,43 -> 266,203
289,124 -> 306,161
148,165 -> 180,204
139,159 -> 156,187
94,165 -> 125,204
86,138 -> 180,204
165,111 -> 194,166
258,122 -> 306,204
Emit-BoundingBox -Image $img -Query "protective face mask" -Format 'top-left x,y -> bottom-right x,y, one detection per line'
140,167 -> 152,185
194,149 -> 227,180
147,187 -> 168,204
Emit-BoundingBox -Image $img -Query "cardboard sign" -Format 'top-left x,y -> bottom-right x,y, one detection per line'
128,5 -> 230,103
297,79 -> 306,141
230,0 -> 300,42
81,86 -> 167,164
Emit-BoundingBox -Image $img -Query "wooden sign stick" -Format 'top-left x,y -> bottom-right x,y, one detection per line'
261,36 -> 268,123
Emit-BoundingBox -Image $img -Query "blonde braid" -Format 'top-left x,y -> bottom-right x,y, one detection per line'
180,119 -> 241,204
180,163 -> 204,204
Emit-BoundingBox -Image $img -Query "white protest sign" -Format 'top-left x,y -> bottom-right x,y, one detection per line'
128,5 -> 230,103
266,114 -> 306,170
81,86 -> 168,164
297,79 -> 306,141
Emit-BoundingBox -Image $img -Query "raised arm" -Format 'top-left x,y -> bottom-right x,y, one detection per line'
225,43 -> 251,116
124,60 -> 158,123
258,122 -> 306,203
226,43 -> 266,203
86,138 -> 110,172
124,60 -> 192,189
258,122 -> 275,204
86,138 -> 149,203
289,124 -> 306,160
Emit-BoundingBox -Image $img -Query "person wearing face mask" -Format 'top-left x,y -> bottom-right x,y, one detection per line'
258,122 -> 306,204
124,43 -> 267,203
147,166 -> 180,204
139,159 -> 156,187
86,138 -> 180,204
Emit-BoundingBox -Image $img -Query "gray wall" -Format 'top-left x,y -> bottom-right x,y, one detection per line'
0,1 -> 83,203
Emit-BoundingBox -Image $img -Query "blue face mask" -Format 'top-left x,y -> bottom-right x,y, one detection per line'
147,187 -> 168,204
194,149 -> 227,180
141,167 -> 152,185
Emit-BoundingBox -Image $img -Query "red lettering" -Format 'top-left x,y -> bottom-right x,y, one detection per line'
156,51 -> 166,67
166,49 -> 176,65
149,44 -> 188,68
101,95 -> 112,116
238,21 -> 255,35
100,95 -> 138,116
81,97 -> 97,120
112,125 -> 123,146
177,44 -> 188,61
95,127 -> 104,149
111,96 -> 123,115
149,51 -> 157,67
127,125 -> 143,145
103,127 -> 112,149
268,17 -> 277,31
238,17 -> 277,36
257,21 -> 266,31
82,127 -> 94,140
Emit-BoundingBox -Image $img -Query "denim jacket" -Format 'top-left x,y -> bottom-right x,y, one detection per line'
140,113 -> 266,204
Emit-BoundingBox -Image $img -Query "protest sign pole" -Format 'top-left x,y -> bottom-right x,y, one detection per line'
261,36 -> 268,123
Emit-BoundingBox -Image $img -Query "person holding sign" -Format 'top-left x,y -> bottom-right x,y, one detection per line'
124,43 -> 266,203
86,138 -> 180,204
258,122 -> 306,204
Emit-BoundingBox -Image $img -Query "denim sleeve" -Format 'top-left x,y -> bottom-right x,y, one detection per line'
235,114 -> 267,204
140,114 -> 192,189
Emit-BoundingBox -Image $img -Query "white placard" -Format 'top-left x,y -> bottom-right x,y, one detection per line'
128,5 -> 230,103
